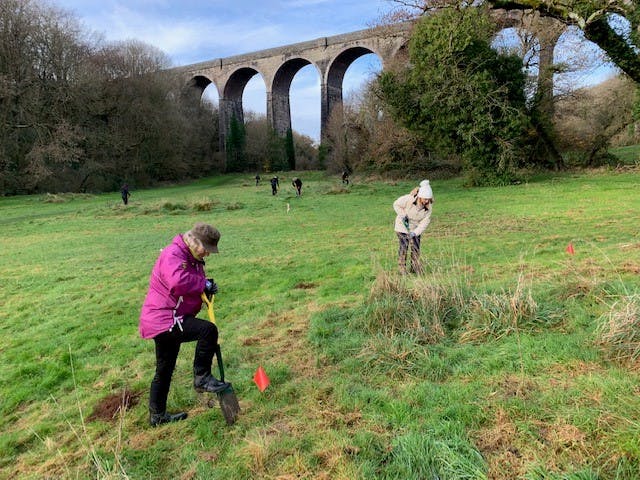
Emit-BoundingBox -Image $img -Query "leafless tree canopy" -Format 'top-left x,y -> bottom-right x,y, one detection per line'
0,0 -> 219,194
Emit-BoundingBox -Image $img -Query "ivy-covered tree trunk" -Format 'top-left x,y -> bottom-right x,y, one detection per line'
528,15 -> 565,169
285,128 -> 296,170
225,115 -> 246,172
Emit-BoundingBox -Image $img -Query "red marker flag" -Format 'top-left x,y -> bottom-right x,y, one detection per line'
253,366 -> 270,392
566,243 -> 575,255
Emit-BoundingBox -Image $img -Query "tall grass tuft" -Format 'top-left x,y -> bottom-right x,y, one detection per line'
596,294 -> 640,365
325,186 -> 350,195
363,268 -> 546,346
356,335 -> 430,378
525,465 -> 600,479
362,270 -> 466,344
42,192 -> 94,203
65,348 -> 130,479
460,276 -> 540,344
192,197 -> 218,211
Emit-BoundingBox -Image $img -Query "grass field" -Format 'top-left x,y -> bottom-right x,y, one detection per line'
1,168 -> 639,479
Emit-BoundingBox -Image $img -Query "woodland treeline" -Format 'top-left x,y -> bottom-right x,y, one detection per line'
0,0 -> 223,195
1,0 -> 639,194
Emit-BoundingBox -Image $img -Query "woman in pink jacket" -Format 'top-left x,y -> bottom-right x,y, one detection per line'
139,222 -> 228,427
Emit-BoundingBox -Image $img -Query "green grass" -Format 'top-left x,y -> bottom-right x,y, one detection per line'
1,168 -> 639,479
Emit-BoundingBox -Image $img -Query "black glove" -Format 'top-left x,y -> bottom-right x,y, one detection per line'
204,278 -> 218,298
402,215 -> 410,230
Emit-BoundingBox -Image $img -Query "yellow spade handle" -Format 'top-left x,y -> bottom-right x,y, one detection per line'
200,292 -> 216,324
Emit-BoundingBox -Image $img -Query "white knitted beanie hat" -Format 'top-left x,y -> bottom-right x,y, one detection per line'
417,180 -> 433,199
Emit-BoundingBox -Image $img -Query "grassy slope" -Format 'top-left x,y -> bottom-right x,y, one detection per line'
0,169 -> 639,479
610,145 -> 640,165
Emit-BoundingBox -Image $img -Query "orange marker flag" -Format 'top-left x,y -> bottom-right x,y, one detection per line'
253,366 -> 270,392
566,243 -> 575,255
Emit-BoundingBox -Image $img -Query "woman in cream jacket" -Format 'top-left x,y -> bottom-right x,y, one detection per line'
393,180 -> 433,274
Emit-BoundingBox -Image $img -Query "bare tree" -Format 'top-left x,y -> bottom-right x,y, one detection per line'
292,132 -> 319,170
243,111 -> 317,172
323,103 -> 365,174
555,76 -> 636,165
0,0 -> 221,194
92,39 -> 171,79
0,0 -> 91,192
244,112 -> 271,172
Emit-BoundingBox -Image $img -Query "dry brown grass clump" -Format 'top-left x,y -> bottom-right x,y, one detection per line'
364,271 -> 461,344
365,270 -> 544,345
596,294 -> 640,366
460,280 -> 539,344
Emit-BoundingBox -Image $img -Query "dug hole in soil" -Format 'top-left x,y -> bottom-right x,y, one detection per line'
88,388 -> 142,422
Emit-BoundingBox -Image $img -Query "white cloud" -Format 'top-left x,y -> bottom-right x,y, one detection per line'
92,8 -> 342,66
56,0 -> 391,65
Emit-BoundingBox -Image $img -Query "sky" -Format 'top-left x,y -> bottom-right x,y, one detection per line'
52,0 -> 395,141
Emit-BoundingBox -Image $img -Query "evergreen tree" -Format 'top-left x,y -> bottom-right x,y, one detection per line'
267,128 -> 287,171
317,143 -> 328,170
379,7 -> 530,186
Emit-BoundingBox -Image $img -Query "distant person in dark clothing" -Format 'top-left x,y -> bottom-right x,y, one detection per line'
342,171 -> 350,185
270,176 -> 279,195
292,177 -> 302,196
255,174 -> 260,186
121,184 -> 131,205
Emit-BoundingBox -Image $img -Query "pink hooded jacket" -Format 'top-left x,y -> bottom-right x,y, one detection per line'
139,235 -> 207,339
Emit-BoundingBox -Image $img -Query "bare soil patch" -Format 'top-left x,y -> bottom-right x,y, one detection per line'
87,388 -> 142,422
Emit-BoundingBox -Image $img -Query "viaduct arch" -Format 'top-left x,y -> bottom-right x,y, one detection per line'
173,23 -> 411,148
172,12 -> 561,151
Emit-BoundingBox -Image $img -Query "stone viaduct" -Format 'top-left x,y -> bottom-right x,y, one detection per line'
172,12 -> 559,150
172,22 -> 412,147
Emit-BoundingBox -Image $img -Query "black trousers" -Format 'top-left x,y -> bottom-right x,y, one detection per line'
149,315 -> 218,414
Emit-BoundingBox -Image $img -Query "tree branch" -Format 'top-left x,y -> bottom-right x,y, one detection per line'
584,17 -> 640,83
491,0 -> 640,83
